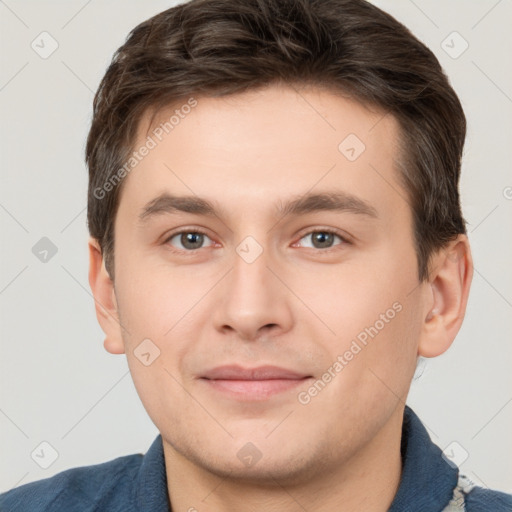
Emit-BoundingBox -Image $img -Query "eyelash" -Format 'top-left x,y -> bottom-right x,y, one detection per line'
162,227 -> 350,254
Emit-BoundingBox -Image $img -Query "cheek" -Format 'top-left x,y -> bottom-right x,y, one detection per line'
115,255 -> 210,343
344,296 -> 423,406
301,254 -> 421,388
301,266 -> 403,340
125,355 -> 193,435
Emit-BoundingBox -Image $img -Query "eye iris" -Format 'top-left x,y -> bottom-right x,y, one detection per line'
312,232 -> 334,248
175,232 -> 337,250
182,232 -> 204,249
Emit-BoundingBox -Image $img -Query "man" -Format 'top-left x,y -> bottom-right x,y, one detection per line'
1,0 -> 511,510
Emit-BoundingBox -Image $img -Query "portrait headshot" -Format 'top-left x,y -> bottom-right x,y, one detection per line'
1,0 -> 511,511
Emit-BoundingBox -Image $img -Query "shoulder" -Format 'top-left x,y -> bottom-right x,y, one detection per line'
447,474 -> 512,512
0,452 -> 143,512
464,485 -> 512,512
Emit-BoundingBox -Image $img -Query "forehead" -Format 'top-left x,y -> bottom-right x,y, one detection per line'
141,83 -> 396,157
117,84 -> 405,222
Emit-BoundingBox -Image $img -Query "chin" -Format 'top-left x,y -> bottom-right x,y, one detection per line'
208,454 -> 320,487
184,435 -> 334,487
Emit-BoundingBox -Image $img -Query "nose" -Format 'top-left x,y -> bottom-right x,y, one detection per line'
212,240 -> 294,342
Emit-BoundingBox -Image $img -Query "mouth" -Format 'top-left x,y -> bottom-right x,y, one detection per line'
199,365 -> 313,401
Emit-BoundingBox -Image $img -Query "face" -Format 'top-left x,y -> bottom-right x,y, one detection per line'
107,84 -> 428,484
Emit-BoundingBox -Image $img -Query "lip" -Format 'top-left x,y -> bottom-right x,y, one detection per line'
199,365 -> 312,401
201,364 -> 310,380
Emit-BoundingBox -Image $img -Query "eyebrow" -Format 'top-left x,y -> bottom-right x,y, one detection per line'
138,190 -> 378,224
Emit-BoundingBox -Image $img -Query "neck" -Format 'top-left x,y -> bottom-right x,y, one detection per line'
164,408 -> 404,512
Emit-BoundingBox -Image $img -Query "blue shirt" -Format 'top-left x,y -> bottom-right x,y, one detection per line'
1,406 -> 511,511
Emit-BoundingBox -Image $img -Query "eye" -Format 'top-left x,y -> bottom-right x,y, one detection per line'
164,230 -> 215,251
163,228 -> 348,252
296,229 -> 347,250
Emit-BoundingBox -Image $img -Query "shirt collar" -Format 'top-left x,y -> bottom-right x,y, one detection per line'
134,406 -> 458,512
134,433 -> 171,512
388,405 -> 458,511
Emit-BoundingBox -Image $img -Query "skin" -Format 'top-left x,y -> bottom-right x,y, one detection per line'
89,83 -> 473,512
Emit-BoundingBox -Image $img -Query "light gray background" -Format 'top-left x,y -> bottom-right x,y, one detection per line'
1,0 -> 511,495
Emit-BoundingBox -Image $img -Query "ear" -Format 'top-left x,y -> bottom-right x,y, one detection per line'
88,237 -> 125,354
418,234 -> 473,358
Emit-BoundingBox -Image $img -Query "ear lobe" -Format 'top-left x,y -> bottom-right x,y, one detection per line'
88,237 -> 125,355
418,235 -> 473,358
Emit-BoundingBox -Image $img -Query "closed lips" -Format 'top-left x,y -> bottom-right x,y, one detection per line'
200,365 -> 312,380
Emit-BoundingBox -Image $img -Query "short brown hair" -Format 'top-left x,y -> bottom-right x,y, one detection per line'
86,0 -> 467,282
